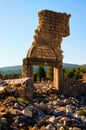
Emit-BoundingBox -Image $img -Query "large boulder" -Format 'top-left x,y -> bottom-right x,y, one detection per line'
5,77 -> 34,102
0,86 -> 5,94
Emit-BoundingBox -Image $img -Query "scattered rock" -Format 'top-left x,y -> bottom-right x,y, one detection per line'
22,106 -> 33,117
0,86 -> 5,94
5,85 -> 16,93
0,79 -> 86,130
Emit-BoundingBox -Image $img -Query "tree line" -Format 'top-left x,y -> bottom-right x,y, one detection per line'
0,67 -> 86,81
63,67 -> 86,80
0,72 -> 22,80
0,66 -> 53,81
34,67 -> 86,82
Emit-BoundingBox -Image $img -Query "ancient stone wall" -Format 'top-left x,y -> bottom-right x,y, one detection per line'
27,10 -> 71,64
22,10 -> 71,91
62,78 -> 86,96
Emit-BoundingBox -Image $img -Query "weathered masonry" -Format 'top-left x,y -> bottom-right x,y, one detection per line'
22,10 -> 71,91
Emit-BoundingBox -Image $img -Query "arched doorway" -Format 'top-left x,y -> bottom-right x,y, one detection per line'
22,10 -> 71,92
22,43 -> 63,91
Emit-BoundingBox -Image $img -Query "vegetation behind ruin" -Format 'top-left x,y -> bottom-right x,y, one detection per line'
0,65 -> 86,81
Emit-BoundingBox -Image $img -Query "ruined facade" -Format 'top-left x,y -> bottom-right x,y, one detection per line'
62,78 -> 86,96
22,10 -> 71,91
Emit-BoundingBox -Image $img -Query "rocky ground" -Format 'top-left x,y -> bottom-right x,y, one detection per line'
0,80 -> 86,130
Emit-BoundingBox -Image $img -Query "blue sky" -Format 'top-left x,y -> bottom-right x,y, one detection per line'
0,0 -> 86,67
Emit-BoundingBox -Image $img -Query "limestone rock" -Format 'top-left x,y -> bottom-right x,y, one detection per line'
48,116 -> 55,123
66,105 -> 73,117
45,124 -> 56,130
14,102 -> 20,109
22,106 -> 33,117
6,77 -> 34,102
5,86 -> 16,93
17,87 -> 25,98
0,80 -> 86,129
0,86 -> 5,94
9,108 -> 21,115
39,101 -> 47,111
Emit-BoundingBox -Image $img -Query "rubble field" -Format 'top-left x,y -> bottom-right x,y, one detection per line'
0,79 -> 86,130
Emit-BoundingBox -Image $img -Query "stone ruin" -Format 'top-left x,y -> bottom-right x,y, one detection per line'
0,78 -> 34,102
22,10 -> 71,92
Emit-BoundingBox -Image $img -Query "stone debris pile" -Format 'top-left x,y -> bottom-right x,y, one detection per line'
0,78 -> 34,102
0,79 -> 86,130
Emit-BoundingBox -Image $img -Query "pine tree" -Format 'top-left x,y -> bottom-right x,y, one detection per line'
36,66 -> 46,82
46,66 -> 53,81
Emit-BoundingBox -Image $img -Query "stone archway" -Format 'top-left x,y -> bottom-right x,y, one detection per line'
22,10 -> 71,92
28,43 -> 57,60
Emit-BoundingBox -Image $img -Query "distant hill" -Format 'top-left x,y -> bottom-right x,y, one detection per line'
0,63 -> 86,74
63,63 -> 86,69
0,65 -> 22,74
63,63 -> 79,68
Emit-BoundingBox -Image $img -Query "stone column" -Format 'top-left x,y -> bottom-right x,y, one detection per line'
22,58 -> 33,77
54,65 -> 63,91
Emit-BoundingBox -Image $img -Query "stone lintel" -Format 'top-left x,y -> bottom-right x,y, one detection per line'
23,57 -> 63,67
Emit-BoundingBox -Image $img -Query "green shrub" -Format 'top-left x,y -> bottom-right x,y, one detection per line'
16,97 -> 29,104
78,109 -> 86,116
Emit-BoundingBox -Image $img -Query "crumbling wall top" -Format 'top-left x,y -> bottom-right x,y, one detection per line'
27,10 -> 71,61
37,10 -> 71,37
38,10 -> 71,18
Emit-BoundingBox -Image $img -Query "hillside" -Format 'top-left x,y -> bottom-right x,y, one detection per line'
0,65 -> 22,74
63,63 -> 86,69
0,63 -> 86,74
